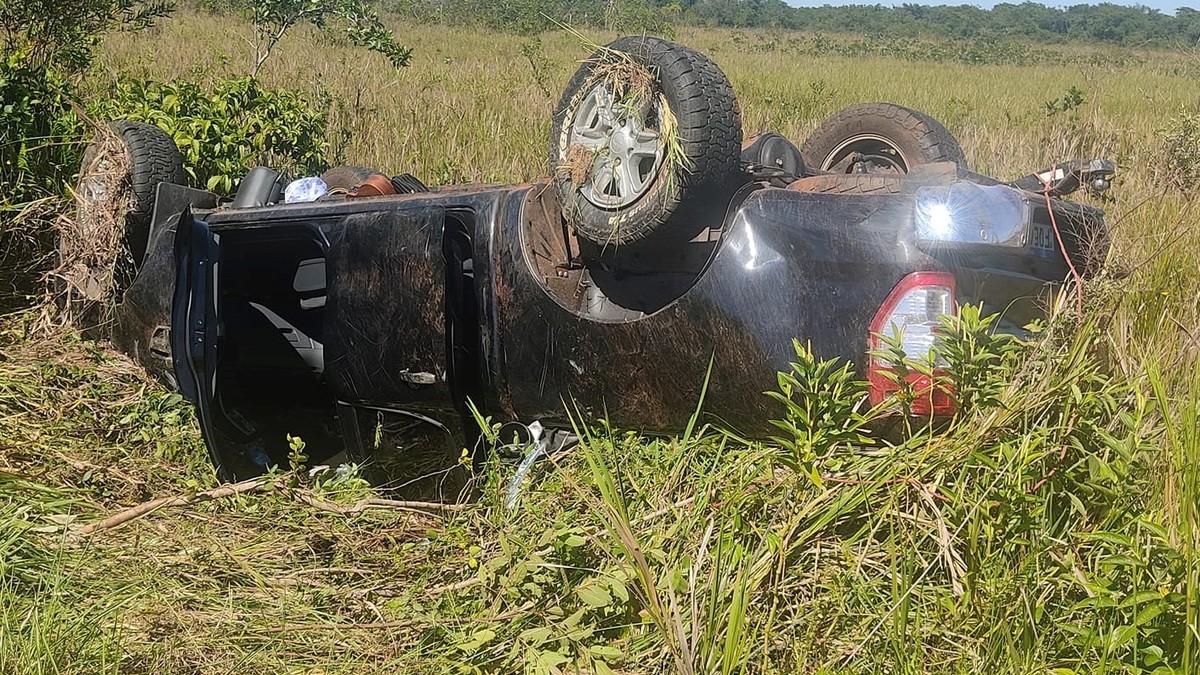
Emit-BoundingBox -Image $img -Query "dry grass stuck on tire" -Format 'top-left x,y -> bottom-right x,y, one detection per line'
55,126 -> 134,316
563,143 -> 598,185
585,44 -> 692,183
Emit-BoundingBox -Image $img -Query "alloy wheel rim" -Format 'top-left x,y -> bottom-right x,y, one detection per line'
568,83 -> 665,209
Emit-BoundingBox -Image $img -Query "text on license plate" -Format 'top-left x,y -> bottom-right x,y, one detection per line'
1031,224 -> 1057,255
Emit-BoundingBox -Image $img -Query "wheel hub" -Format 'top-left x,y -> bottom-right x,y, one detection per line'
823,134 -> 911,175
567,83 -> 665,210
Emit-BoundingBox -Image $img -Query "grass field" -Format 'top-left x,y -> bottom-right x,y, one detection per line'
2,10 -> 1199,674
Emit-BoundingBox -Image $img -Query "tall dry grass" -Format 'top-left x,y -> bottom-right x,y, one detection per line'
1,11 -> 1197,674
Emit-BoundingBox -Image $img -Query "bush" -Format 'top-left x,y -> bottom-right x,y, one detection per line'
89,77 -> 329,195
0,62 -> 82,309
0,64 -> 82,204
1159,110 -> 1200,192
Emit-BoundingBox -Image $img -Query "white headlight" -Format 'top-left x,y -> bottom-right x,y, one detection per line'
914,182 -> 1030,247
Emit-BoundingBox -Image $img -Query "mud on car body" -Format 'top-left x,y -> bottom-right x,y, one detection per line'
71,37 -> 1114,482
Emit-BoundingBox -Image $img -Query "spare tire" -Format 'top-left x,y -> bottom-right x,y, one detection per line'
549,36 -> 742,248
801,103 -> 966,175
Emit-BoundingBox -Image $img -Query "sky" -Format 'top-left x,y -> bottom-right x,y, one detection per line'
784,0 -> 1185,13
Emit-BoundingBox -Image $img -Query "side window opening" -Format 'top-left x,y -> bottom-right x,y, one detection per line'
210,223 -> 340,472
443,210 -> 482,427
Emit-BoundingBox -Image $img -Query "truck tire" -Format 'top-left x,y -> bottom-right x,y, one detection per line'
548,36 -> 742,248
801,103 -> 966,175
77,121 -> 187,269
787,174 -> 902,195
321,165 -> 382,191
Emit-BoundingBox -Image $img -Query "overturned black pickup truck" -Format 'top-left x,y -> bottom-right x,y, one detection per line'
68,36 -> 1113,482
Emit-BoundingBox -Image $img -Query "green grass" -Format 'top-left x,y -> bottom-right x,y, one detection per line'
1,11 -> 1199,674
2,301 -> 1196,673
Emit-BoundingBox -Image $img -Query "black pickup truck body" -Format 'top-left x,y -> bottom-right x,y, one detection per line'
108,164 -> 1106,481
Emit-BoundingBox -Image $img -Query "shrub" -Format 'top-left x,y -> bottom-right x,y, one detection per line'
1159,110 -> 1200,192
0,0 -> 172,308
90,77 -> 329,194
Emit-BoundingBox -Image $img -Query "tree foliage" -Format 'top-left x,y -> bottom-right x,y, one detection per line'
0,0 -> 174,305
383,0 -> 1200,48
247,0 -> 411,74
1,0 -> 173,73
1,0 -> 174,202
686,1 -> 1200,48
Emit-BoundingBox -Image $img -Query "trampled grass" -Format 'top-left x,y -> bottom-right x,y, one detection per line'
2,10 -> 1199,674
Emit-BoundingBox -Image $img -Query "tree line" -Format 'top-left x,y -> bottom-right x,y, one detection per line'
379,0 -> 1200,48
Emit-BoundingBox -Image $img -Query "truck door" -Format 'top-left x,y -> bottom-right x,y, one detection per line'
323,206 -> 462,466
170,208 -> 237,478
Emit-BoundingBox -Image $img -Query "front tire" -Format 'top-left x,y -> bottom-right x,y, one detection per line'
64,121 -> 185,323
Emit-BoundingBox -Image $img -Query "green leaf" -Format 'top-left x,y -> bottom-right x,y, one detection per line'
607,577 -> 629,604
1133,603 -> 1164,626
1073,595 -> 1118,610
589,644 -> 622,658
1078,531 -> 1135,548
1067,492 -> 1086,515
1141,644 -> 1165,666
577,583 -> 612,609
1107,624 -> 1137,650
561,607 -> 587,629
455,628 -> 496,653
1119,589 -> 1164,608
532,649 -> 569,667
518,625 -> 554,645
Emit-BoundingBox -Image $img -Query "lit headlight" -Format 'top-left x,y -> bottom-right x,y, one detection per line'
914,182 -> 1030,247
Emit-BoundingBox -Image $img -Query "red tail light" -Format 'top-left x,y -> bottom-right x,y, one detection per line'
867,271 -> 956,417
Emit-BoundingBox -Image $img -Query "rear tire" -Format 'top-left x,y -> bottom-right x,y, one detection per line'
548,36 -> 742,248
77,121 -> 186,269
801,103 -> 966,175
321,165 -> 382,191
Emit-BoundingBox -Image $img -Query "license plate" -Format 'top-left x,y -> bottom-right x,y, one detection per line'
1030,224 -> 1057,256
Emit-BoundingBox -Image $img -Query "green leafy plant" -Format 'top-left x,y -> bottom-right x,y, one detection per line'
519,37 -> 554,99
1044,85 -> 1087,117
1159,109 -> 1200,192
286,433 -> 308,472
765,338 -> 874,486
0,0 -> 174,199
604,0 -> 673,36
0,0 -> 172,306
90,77 -> 328,193
1,0 -> 173,75
244,0 -> 412,75
933,304 -> 1024,416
